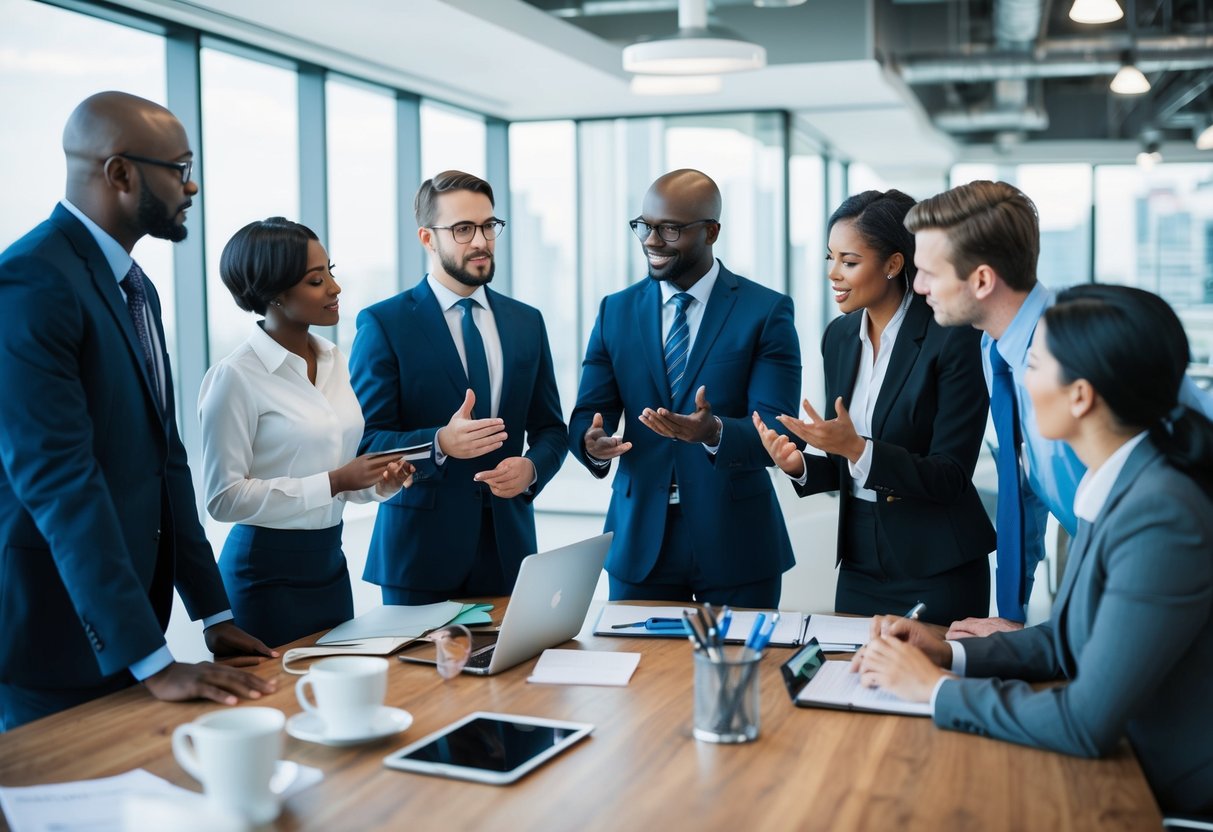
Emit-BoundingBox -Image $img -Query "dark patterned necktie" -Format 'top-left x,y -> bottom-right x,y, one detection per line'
457,297 -> 492,418
664,292 -> 692,402
119,261 -> 161,409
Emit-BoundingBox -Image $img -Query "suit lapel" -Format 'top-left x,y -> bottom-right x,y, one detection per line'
636,279 -> 668,405
832,317 -> 863,407
677,265 -> 738,412
409,278 -> 474,399
871,295 -> 930,436
52,207 -> 164,426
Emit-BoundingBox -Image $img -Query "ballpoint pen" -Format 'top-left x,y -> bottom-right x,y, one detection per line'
904,601 -> 927,621
718,606 -> 732,641
610,617 -> 688,631
744,612 -> 767,651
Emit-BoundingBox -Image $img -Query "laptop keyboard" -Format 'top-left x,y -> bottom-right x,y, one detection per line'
466,645 -> 495,668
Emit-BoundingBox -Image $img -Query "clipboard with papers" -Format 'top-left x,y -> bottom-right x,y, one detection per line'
780,637 -> 930,717
593,605 -> 873,651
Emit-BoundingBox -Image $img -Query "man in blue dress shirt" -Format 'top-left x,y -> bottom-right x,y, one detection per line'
906,180 -> 1212,636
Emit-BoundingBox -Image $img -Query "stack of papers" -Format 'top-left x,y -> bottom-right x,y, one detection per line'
594,605 -> 873,651
527,649 -> 641,686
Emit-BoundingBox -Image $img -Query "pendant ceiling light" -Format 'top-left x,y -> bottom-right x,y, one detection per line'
1110,52 -> 1150,95
622,0 -> 766,76
1196,122 -> 1213,151
1068,0 -> 1124,24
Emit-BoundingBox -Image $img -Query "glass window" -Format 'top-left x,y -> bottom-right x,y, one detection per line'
0,0 -> 175,362
201,47 -> 299,364
1095,164 -> 1213,363
326,78 -> 398,348
847,162 -> 888,196
789,147 -> 826,403
420,100 -> 485,180
1018,164 -> 1091,290
508,121 -> 578,407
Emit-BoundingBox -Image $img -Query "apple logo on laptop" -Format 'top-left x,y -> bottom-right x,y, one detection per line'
550,589 -> 562,609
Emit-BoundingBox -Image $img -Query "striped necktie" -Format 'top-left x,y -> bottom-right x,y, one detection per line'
119,261 -> 162,410
664,292 -> 692,402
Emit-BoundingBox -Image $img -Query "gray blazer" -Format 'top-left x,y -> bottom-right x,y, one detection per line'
934,439 -> 1213,815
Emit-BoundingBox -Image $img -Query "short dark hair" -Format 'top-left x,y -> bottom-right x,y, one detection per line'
904,180 -> 1039,292
1045,283 -> 1213,494
219,217 -> 319,315
414,170 -> 494,227
828,189 -> 918,282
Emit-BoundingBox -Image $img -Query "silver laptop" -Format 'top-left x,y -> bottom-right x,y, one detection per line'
399,532 -> 611,676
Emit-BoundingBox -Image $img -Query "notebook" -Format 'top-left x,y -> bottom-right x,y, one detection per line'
594,605 -> 873,651
400,532 -> 611,676
781,638 -> 930,717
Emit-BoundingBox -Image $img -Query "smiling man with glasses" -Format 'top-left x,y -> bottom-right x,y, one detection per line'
569,168 -> 802,608
350,169 -> 567,605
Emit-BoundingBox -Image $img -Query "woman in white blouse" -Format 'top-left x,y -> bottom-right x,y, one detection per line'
200,217 -> 412,647
753,191 -> 994,625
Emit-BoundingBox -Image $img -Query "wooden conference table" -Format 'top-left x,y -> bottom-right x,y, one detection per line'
0,601 -> 1162,831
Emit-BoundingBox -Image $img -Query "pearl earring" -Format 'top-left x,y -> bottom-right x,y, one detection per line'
886,273 -> 895,281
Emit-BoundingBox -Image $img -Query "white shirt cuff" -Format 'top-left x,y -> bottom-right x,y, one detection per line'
789,451 -> 810,486
586,453 -> 611,468
130,645 -> 174,681
433,429 -> 448,466
301,471 -> 334,509
948,640 -> 967,676
846,438 -> 875,483
203,610 -> 234,629
701,416 -> 723,455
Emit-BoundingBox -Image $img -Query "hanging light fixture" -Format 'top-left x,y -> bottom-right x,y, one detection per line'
1068,0 -> 1124,24
1197,121 -> 1213,151
1111,52 -> 1150,95
622,0 -> 766,76
1136,140 -> 1162,169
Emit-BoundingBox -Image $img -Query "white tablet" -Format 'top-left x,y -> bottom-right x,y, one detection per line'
368,442 -> 433,461
382,712 -> 593,785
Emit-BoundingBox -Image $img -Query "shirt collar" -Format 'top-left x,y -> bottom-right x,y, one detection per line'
858,287 -> 914,349
427,273 -> 490,313
1073,431 -> 1148,523
659,258 -> 720,307
60,198 -> 132,283
247,321 -> 335,374
993,282 -> 1053,369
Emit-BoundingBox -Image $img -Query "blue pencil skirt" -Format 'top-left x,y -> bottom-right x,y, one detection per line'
218,522 -> 353,648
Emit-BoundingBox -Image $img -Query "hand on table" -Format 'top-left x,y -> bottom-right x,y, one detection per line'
946,617 -> 1025,640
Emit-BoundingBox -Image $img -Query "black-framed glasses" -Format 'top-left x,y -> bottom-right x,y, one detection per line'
629,218 -> 718,243
428,220 -> 506,244
114,153 -> 193,184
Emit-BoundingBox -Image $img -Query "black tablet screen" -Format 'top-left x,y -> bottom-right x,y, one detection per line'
400,718 -> 578,772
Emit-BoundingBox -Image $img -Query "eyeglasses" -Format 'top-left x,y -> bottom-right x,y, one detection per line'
114,153 -> 193,184
428,220 -> 506,244
428,624 -> 473,680
629,218 -> 718,243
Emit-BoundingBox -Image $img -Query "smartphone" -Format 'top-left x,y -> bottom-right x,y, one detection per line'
369,442 -> 433,462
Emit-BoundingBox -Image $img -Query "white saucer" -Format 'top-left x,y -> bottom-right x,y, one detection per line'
286,707 -> 413,747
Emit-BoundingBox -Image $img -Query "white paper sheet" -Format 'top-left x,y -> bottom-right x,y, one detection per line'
804,614 -> 873,650
318,601 -> 465,644
527,649 -> 641,686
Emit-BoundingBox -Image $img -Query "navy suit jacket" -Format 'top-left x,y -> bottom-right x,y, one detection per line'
0,206 -> 228,692
936,440 -> 1213,814
349,277 -> 566,591
568,264 -> 800,585
796,294 -> 995,577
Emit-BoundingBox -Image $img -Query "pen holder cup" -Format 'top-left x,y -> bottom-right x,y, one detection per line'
692,647 -> 760,743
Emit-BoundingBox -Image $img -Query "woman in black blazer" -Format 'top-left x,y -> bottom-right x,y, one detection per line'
754,190 -> 994,625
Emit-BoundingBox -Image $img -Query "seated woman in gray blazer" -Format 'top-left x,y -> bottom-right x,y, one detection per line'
852,284 -> 1213,816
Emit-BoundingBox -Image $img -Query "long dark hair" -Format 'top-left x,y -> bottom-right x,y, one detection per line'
1044,284 -> 1213,495
828,189 -> 918,283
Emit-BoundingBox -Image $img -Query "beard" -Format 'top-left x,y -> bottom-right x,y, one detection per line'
645,250 -> 693,285
438,243 -> 495,288
138,178 -> 189,243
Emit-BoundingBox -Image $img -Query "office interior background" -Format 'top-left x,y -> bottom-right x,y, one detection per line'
2,0 -> 1211,659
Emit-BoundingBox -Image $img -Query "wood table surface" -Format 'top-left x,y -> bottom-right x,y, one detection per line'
0,601 -> 1162,831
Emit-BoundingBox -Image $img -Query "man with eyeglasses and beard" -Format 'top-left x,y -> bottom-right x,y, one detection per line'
350,170 -> 566,605
569,169 -> 801,607
0,91 -> 275,731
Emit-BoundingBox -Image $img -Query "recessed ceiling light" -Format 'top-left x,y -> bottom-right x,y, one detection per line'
1069,0 -> 1124,24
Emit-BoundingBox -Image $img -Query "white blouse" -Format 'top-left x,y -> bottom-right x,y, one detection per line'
199,324 -> 394,530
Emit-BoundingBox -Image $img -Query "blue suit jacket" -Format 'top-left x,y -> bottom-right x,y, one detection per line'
935,440 -> 1213,814
797,294 -> 995,577
568,264 -> 800,585
349,277 -> 567,590
0,206 -> 228,692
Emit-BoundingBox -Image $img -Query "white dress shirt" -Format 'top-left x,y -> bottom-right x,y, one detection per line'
929,431 -> 1149,710
427,273 -> 503,418
657,258 -> 719,358
791,288 -> 914,499
199,323 -> 394,530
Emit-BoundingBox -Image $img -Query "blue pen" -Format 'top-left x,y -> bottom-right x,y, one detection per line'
610,617 -> 688,631
751,612 -> 780,653
719,607 -> 733,641
744,612 -> 767,650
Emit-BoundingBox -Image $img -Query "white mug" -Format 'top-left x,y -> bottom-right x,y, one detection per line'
171,707 -> 286,825
295,656 -> 388,739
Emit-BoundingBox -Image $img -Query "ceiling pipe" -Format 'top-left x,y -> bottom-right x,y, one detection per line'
934,106 -> 1050,132
898,51 -> 1213,84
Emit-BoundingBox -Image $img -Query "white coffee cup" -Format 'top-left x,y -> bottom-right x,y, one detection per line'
171,707 -> 287,824
295,656 -> 388,739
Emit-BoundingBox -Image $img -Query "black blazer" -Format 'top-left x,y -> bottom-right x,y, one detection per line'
796,293 -> 995,578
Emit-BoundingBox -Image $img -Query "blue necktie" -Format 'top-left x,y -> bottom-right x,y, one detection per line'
457,297 -> 492,418
120,261 -> 162,410
990,344 -> 1026,621
664,292 -> 692,403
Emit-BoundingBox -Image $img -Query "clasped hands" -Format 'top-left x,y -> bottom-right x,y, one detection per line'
752,396 -> 867,478
437,389 -> 534,498
848,617 -> 955,703
584,385 -> 721,463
